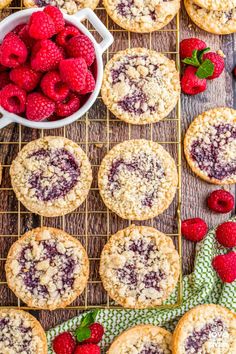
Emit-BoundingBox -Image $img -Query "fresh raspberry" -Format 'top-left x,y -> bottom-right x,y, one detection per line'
202,52 -> 224,80
0,72 -> 10,90
83,323 -> 104,344
29,11 -> 56,39
44,5 -> 65,33
181,66 -> 207,95
41,71 -> 69,101
212,252 -> 236,283
0,83 -> 26,114
181,218 -> 208,242
207,190 -> 234,214
74,344 -> 101,354
180,38 -> 207,59
56,25 -> 81,47
52,332 -> 76,354
59,58 -> 87,91
67,35 -> 95,66
0,33 -> 27,68
215,222 -> 236,248
31,40 -> 63,72
18,25 -> 36,50
233,66 -> 236,78
11,24 -> 25,34
26,92 -> 55,121
0,63 -> 7,72
80,71 -> 96,94
55,93 -> 80,117
10,64 -> 41,92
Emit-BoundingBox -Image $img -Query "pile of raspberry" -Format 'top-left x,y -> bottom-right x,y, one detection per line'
0,6 -> 96,121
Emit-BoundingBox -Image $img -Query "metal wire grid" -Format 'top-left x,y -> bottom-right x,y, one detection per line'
0,0 -> 182,310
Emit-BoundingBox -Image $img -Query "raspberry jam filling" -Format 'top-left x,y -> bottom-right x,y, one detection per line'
18,240 -> 77,297
108,153 -> 165,208
116,0 -> 157,20
27,147 -> 80,201
190,124 -> 236,180
185,319 -> 226,353
0,317 -> 32,351
140,344 -> 164,354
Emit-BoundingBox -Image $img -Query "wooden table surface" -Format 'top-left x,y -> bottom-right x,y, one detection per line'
0,0 -> 235,336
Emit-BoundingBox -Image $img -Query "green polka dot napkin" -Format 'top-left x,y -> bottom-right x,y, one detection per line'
47,217 -> 236,352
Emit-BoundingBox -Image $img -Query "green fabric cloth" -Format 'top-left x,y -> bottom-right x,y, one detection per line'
47,217 -> 236,352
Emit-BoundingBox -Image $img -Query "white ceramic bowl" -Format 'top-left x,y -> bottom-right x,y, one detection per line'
0,8 -> 113,129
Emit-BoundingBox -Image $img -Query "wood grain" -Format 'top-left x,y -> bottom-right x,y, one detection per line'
0,0 -> 235,335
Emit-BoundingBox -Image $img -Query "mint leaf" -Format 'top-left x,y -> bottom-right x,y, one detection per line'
91,309 -> 99,322
75,327 -> 91,342
196,59 -> 214,79
197,47 -> 210,63
80,310 -> 99,328
182,50 -> 200,67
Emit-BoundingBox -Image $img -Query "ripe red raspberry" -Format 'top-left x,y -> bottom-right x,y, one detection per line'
59,58 -> 87,91
67,35 -> 95,66
18,25 -> 36,50
10,64 -> 41,92
233,66 -> 236,78
80,71 -> 96,94
53,332 -> 76,354
44,5 -> 65,33
74,344 -> 101,354
41,71 -> 69,101
0,33 -> 27,68
11,24 -> 25,34
26,92 -> 55,121
215,222 -> 236,248
181,218 -> 208,242
212,252 -> 236,283
180,38 -> 207,59
83,323 -> 104,344
202,52 -> 224,80
207,190 -> 234,214
0,71 -> 10,90
55,93 -> 80,117
0,83 -> 26,114
31,40 -> 63,72
56,25 -> 81,47
181,66 -> 207,95
0,63 -> 7,72
29,11 -> 56,39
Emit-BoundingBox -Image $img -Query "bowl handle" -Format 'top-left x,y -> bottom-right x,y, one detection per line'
74,8 -> 114,53
0,112 -> 14,129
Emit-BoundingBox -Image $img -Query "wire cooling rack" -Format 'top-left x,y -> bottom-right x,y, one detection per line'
0,0 -> 182,310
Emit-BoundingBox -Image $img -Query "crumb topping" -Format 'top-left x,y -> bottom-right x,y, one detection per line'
0,312 -> 45,353
7,228 -> 87,308
100,226 -> 180,308
193,0 -> 236,11
25,0 -> 99,14
102,49 -> 180,124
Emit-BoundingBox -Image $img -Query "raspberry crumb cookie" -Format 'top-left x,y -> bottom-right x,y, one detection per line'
102,48 -> 180,125
24,0 -> 99,14
193,0 -> 236,11
103,0 -> 180,33
5,227 -> 89,310
10,136 -> 92,217
184,0 -> 236,34
108,325 -> 172,353
172,304 -> 236,354
0,0 -> 12,9
98,139 -> 178,220
0,309 -> 47,353
184,107 -> 236,185
100,225 -> 180,308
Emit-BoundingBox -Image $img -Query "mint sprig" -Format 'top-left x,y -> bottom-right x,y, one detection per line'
182,47 -> 214,79
75,310 -> 99,342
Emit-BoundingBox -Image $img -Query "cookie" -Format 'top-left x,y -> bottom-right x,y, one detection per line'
10,136 -> 92,217
172,304 -> 236,354
5,227 -> 89,310
184,107 -> 236,185
0,309 -> 47,353
101,48 -> 180,125
23,0 -> 99,14
98,139 -> 178,220
100,225 -> 180,308
103,0 -> 180,33
108,324 -> 172,353
193,0 -> 236,11
184,0 -> 236,34
0,0 -> 12,9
